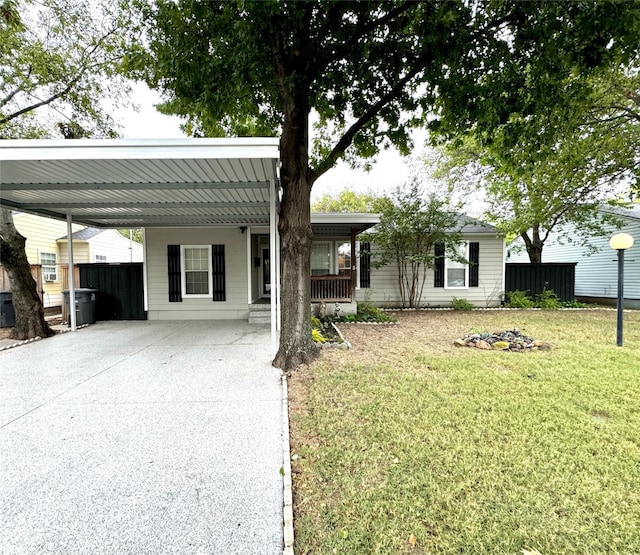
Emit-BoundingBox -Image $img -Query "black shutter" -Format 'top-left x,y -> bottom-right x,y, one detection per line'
434,243 -> 445,288
469,242 -> 480,287
167,244 -> 182,302
360,242 -> 371,289
212,244 -> 226,301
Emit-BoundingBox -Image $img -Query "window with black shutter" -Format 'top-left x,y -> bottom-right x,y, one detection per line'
211,244 -> 226,302
434,243 -> 445,288
167,244 -> 182,302
469,242 -> 479,288
360,242 -> 371,288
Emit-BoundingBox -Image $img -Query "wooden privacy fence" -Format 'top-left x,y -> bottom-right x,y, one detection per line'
61,263 -> 146,321
505,263 -> 577,302
78,263 -> 146,320
0,264 -> 43,301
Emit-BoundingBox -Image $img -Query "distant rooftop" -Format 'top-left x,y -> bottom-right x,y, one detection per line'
57,227 -> 104,241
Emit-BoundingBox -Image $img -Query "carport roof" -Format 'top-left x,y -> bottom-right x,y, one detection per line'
0,138 -> 280,228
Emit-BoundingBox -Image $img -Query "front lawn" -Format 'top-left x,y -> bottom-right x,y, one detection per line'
289,310 -> 640,554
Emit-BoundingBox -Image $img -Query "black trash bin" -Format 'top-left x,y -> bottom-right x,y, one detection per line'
0,291 -> 15,328
62,288 -> 98,325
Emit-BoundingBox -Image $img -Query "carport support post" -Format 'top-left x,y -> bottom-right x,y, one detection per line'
66,214 -> 77,331
269,177 -> 278,357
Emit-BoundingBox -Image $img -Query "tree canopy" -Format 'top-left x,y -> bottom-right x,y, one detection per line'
0,0 -> 136,340
362,182 -> 464,308
131,0 -> 640,369
311,190 -> 381,213
0,0 -> 135,138
437,61 -> 640,263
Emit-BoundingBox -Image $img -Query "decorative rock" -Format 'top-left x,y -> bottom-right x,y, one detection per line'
492,341 -> 510,350
454,328 -> 551,352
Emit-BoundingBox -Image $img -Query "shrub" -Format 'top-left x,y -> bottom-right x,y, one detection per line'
311,316 -> 322,330
505,290 -> 535,309
312,328 -> 327,343
451,297 -> 475,311
536,288 -> 561,310
561,300 -> 591,308
356,302 -> 396,323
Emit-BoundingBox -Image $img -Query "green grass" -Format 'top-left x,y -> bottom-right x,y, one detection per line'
290,310 -> 640,554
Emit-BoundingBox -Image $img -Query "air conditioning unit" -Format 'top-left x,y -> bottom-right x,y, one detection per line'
43,272 -> 57,282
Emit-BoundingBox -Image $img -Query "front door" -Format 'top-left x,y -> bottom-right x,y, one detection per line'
261,247 -> 271,298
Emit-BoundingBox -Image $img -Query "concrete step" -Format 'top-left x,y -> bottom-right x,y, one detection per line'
248,303 -> 272,324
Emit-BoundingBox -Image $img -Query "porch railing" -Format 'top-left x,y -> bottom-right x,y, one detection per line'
310,275 -> 352,302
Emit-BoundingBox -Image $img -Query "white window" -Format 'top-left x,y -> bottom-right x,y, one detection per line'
181,245 -> 212,297
445,243 -> 469,289
337,242 -> 352,272
95,254 -> 107,263
311,242 -> 332,276
40,252 -> 57,281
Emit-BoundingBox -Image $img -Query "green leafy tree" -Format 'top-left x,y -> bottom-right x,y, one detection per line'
362,182 -> 463,308
131,0 -> 640,369
438,67 -> 639,263
0,0 -> 135,339
311,190 -> 380,213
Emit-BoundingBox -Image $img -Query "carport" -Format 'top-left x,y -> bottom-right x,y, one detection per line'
0,138 -> 281,355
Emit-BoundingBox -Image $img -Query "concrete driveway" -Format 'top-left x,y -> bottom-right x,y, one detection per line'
0,321 -> 284,555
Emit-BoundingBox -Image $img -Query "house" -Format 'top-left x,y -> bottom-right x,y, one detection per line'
507,205 -> 640,308
0,138 -> 506,354
358,215 -> 505,308
7,213 -> 142,308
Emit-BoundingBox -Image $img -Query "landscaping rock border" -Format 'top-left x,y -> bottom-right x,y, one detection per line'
455,328 -> 552,351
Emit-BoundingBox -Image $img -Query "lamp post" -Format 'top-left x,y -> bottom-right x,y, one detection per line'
609,232 -> 635,347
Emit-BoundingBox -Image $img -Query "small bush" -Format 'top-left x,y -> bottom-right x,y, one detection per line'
451,297 -> 475,311
561,300 -> 591,308
505,290 -> 535,309
536,288 -> 561,310
312,328 -> 327,343
311,316 -> 322,330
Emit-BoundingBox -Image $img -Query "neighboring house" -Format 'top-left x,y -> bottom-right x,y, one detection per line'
57,227 -> 143,265
358,215 -> 505,308
7,213 -> 142,308
507,205 -> 640,308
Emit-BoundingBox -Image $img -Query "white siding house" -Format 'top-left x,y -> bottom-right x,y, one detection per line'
359,217 -> 505,308
58,228 -> 143,264
507,205 -> 640,308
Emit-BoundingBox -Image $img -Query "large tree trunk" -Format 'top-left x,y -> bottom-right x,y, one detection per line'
521,230 -> 543,264
272,102 -> 319,370
0,208 -> 54,339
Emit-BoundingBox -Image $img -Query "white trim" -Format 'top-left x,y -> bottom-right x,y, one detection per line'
246,226 -> 252,304
269,178 -> 278,357
444,242 -> 470,290
501,236 -> 506,298
181,245 -> 213,298
142,228 -> 149,312
0,137 -> 280,161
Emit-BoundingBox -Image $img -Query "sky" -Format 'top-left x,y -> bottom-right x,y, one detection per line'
119,84 -> 420,203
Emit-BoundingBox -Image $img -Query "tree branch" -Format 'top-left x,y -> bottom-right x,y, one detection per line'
309,59 -> 429,183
